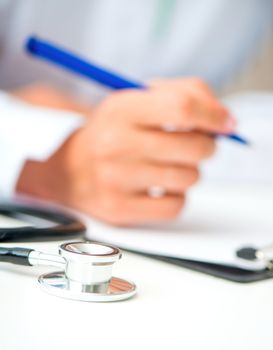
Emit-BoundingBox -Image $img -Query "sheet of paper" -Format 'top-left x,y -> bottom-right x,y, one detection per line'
203,91 -> 273,183
84,184 -> 273,270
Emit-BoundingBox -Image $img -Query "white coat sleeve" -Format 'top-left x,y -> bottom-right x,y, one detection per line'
0,91 -> 83,198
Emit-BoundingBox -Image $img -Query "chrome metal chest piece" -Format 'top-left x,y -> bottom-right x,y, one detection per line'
38,242 -> 137,302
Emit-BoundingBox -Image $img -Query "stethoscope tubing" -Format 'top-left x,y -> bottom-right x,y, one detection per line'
0,203 -> 86,242
0,246 -> 33,265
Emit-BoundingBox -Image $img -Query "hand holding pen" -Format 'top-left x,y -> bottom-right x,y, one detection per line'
26,36 -> 248,145
16,37 -> 245,225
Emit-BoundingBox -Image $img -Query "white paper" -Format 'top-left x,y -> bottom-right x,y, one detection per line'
203,91 -> 273,183
84,184 -> 273,270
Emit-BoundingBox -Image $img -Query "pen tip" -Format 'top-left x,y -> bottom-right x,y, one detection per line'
228,134 -> 250,146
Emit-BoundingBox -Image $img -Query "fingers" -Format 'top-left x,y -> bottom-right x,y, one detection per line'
92,123 -> 216,167
139,89 -> 231,133
151,77 -> 219,105
129,164 -> 199,194
93,127 -> 216,167
147,78 -> 236,133
189,99 -> 236,134
94,193 -> 186,226
91,160 -> 195,225
101,89 -> 184,128
150,77 -> 222,110
95,161 -> 199,194
119,194 -> 185,225
135,130 -> 216,165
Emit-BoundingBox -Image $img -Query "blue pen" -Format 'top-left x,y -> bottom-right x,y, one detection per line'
25,36 -> 248,145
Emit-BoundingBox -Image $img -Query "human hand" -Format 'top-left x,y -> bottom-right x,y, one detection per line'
17,78 -> 236,225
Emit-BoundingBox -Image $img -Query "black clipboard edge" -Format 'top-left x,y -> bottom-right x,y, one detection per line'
125,249 -> 273,283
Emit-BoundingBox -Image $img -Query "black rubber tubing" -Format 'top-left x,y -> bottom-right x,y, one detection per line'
0,247 -> 33,265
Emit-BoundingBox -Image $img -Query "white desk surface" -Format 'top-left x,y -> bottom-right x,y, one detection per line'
2,92 -> 273,350
0,238 -> 273,350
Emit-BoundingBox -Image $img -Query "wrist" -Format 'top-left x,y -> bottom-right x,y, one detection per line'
16,128 -> 83,203
16,159 -> 52,199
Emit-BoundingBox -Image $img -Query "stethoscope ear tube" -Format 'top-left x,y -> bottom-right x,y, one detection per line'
0,203 -> 86,242
0,247 -> 34,265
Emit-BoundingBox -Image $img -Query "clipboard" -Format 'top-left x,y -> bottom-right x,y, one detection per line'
84,184 -> 273,283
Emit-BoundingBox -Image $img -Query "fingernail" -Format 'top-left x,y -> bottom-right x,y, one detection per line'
225,116 -> 237,131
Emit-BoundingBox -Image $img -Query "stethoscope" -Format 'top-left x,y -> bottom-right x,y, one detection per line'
0,203 -> 137,302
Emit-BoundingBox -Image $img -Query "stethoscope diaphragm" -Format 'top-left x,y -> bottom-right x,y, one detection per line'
39,271 -> 136,302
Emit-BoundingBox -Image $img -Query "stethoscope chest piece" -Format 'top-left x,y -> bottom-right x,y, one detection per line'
37,241 -> 137,302
39,272 -> 136,302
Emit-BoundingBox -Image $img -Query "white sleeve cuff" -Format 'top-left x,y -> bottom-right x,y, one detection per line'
0,92 -> 84,198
